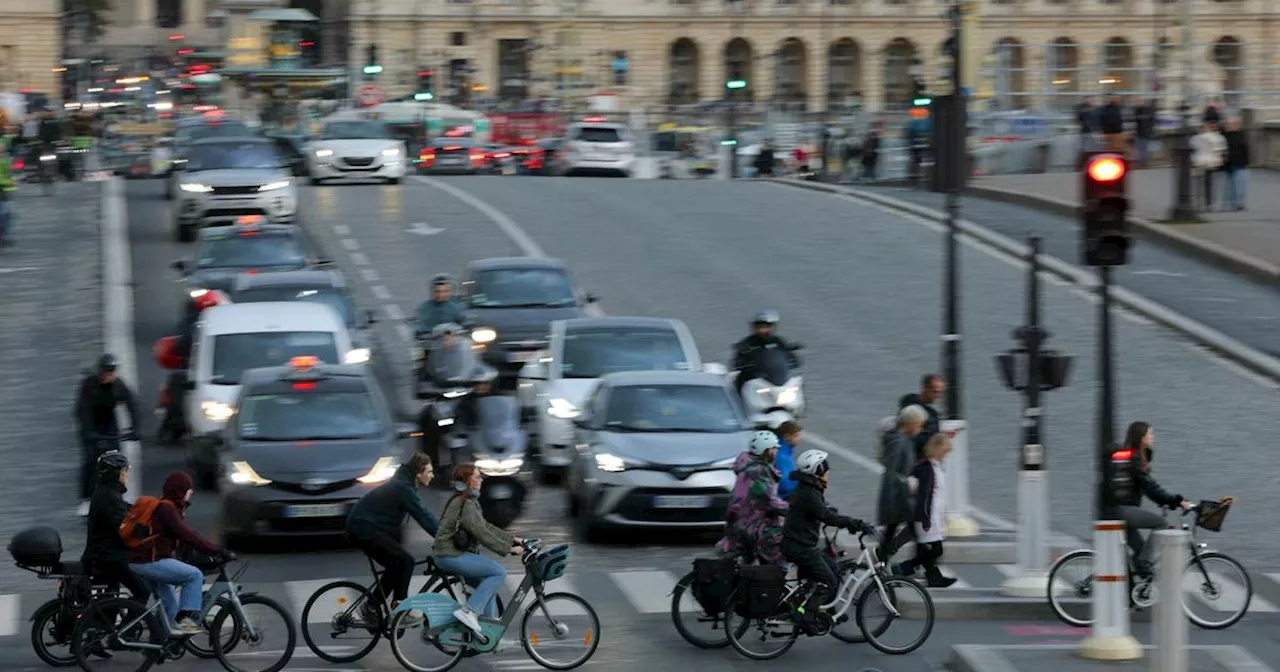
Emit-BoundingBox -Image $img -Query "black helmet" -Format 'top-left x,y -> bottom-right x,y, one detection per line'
431,273 -> 454,288
96,353 -> 118,374
96,450 -> 129,477
752,310 -> 780,326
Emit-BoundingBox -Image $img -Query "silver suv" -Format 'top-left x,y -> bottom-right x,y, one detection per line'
171,137 -> 298,242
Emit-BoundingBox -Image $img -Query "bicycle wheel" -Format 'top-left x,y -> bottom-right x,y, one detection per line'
1047,550 -> 1096,627
387,609 -> 465,672
520,592 -> 601,670
186,598 -> 242,659
857,576 -> 934,655
299,580 -> 382,663
29,599 -> 76,667
670,570 -> 730,649
71,596 -> 161,672
721,584 -> 798,661
424,573 -> 505,657
828,560 -> 872,644
212,594 -> 296,672
1181,552 -> 1252,630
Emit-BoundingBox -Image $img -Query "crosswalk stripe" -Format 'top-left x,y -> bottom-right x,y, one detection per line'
996,563 -> 1074,596
608,570 -> 681,614
0,594 -> 19,637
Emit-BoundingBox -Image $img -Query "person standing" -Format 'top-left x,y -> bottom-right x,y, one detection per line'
899,373 -> 944,458
0,135 -> 15,248
895,434 -> 959,587
1190,123 -> 1226,211
875,405 -> 927,567
1221,116 -> 1249,211
1097,95 -> 1126,154
74,354 -> 141,516
1132,98 -> 1157,168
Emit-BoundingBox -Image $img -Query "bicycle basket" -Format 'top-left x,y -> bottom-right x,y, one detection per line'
531,545 -> 571,582
1196,499 -> 1232,532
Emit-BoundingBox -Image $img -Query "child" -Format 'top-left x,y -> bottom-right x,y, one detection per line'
897,434 -> 958,588
773,420 -> 801,500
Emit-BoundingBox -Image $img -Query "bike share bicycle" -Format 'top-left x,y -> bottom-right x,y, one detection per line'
1047,498 -> 1248,630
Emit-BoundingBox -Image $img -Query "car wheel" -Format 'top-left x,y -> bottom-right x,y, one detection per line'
386,177 -> 400,185
175,222 -> 195,243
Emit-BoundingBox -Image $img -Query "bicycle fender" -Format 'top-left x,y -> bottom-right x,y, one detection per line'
394,591 -> 459,624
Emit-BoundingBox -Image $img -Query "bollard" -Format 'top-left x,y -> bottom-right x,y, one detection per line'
1077,521 -> 1142,660
942,419 -> 980,537
1151,529 -> 1189,672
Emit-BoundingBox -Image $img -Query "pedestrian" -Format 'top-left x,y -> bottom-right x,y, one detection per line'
895,433 -> 959,588
860,127 -> 880,181
1075,98 -> 1096,158
1190,123 -> 1226,211
0,135 -> 15,248
1098,95 -> 1126,154
1132,98 -> 1157,168
73,353 -> 141,516
773,420 -> 801,500
875,405 -> 927,567
1221,116 -> 1249,211
899,373 -> 944,458
1201,97 -> 1222,129
842,137 -> 860,182
754,139 -> 776,177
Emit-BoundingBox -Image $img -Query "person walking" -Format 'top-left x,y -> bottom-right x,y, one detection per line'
1221,116 -> 1249,211
0,135 -> 16,248
1190,123 -> 1226,211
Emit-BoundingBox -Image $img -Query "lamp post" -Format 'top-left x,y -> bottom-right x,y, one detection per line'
1168,0 -> 1199,222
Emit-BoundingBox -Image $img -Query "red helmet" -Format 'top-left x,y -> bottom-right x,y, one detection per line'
193,290 -> 222,312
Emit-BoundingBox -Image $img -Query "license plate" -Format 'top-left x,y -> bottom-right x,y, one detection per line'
653,496 -> 711,509
441,157 -> 462,164
283,503 -> 348,518
487,483 -> 513,498
507,351 -> 541,363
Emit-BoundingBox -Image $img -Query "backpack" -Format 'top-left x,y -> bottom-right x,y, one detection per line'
119,496 -> 164,558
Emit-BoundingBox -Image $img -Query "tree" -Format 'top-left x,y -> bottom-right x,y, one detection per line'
64,0 -> 113,43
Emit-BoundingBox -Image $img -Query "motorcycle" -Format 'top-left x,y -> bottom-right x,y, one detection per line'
454,394 -> 529,529
415,337 -> 478,471
737,344 -> 805,427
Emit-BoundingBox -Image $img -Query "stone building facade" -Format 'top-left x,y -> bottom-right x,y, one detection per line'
0,4 -> 62,94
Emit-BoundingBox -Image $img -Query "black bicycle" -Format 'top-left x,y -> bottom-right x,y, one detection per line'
300,554 -> 507,663
18,560 -> 123,667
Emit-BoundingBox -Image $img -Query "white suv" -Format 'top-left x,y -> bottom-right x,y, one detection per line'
557,122 -> 635,177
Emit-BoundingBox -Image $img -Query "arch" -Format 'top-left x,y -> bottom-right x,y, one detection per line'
882,38 -> 918,112
1047,37 -> 1080,110
1211,36 -> 1244,106
992,37 -> 1027,110
668,38 -> 700,105
827,39 -> 862,109
156,0 -> 183,29
724,37 -> 755,101
776,37 -> 808,111
1101,37 -> 1134,94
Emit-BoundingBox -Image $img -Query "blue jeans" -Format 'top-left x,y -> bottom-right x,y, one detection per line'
433,553 -> 505,618
1225,168 -> 1247,209
0,200 -> 12,241
130,559 -> 204,625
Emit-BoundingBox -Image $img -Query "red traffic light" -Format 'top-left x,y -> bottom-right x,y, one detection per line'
1087,155 -> 1126,182
1111,449 -> 1134,461
418,70 -> 434,76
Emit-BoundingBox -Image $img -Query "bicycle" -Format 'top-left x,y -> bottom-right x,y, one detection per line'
386,538 -> 600,671
300,552 -> 508,663
722,527 -> 935,659
1047,500 -> 1249,630
69,557 -> 296,672
18,560 -> 123,667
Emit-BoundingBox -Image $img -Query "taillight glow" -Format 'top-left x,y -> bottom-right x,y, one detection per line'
292,382 -> 317,390
1111,449 -> 1134,460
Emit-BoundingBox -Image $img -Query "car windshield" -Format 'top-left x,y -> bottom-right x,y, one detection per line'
210,332 -> 340,384
237,392 -> 382,440
604,385 -> 743,433
231,286 -> 355,325
322,121 -> 392,140
561,329 -> 689,379
176,123 -> 252,145
575,126 -> 623,143
186,142 -> 279,171
469,268 -> 576,308
196,234 -> 307,269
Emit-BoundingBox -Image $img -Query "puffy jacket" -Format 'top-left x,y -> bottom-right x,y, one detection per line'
345,464 -> 440,537
83,479 -> 131,565
127,472 -> 221,564
774,439 -> 797,500
75,375 -> 141,438
781,472 -> 862,549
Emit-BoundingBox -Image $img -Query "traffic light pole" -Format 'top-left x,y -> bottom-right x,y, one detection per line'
1096,265 -> 1117,520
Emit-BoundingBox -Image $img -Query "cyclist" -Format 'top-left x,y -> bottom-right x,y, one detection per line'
82,451 -> 151,603
715,431 -> 788,566
1117,421 -> 1191,577
344,452 -> 439,625
74,353 -> 141,516
781,449 -> 875,635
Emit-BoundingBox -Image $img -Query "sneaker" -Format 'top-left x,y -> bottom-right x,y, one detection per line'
169,618 -> 202,636
397,610 -> 423,627
926,575 -> 959,589
359,601 -> 382,627
76,500 -> 91,517
452,607 -> 482,633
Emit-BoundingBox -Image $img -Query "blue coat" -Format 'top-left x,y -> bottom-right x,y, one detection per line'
775,439 -> 797,500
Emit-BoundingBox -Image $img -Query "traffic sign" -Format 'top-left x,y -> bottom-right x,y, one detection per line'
357,85 -> 384,107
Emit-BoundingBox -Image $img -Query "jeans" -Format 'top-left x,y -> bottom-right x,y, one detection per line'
347,530 -> 414,602
433,553 -> 505,618
1225,167 -> 1247,209
129,558 -> 204,625
0,199 -> 12,241
1118,505 -> 1168,568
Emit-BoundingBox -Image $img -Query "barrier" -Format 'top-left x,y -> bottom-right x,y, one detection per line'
1151,529 -> 1189,672
942,419 -> 979,537
1077,520 -> 1142,660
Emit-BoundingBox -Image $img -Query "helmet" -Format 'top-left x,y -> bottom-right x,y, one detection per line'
752,310 -> 780,326
96,450 -> 130,477
96,353 -> 118,374
193,290 -> 221,312
471,364 -> 498,384
794,449 -> 830,476
433,322 -> 463,337
747,430 -> 780,455
431,273 -> 454,288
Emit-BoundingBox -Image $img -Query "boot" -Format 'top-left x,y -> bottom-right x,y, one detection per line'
925,567 -> 958,588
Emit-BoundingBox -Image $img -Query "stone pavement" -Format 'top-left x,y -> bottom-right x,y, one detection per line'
0,183 -> 103,590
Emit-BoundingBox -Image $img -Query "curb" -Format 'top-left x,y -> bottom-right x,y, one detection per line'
768,178 -> 1280,384
949,644 -> 1275,672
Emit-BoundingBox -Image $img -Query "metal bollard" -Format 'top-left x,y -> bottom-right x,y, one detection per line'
1151,529 -> 1189,672
942,420 -> 980,537
1077,520 -> 1142,660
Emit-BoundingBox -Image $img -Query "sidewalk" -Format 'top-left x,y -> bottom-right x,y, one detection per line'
973,168 -> 1280,283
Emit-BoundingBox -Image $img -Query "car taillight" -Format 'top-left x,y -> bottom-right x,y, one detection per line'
470,150 -> 484,162
420,150 -> 435,162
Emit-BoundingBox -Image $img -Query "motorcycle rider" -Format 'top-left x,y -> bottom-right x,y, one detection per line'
415,274 -> 466,337
731,310 -> 799,394
82,451 -> 152,604
781,449 -> 876,635
74,354 -> 141,517
715,431 -> 788,566
423,323 -> 469,385
453,365 -> 499,431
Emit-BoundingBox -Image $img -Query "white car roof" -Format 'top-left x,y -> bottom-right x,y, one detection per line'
201,301 -> 346,336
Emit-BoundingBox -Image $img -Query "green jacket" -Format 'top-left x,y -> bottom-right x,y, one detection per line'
0,152 -> 15,192
434,494 -> 514,557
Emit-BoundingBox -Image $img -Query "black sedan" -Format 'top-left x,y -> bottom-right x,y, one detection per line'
206,359 -> 417,544
418,137 -> 483,175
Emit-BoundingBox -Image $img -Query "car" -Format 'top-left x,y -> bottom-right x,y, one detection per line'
172,219 -> 325,313
170,137 -> 299,242
165,117 -> 256,199
517,317 -> 706,479
458,257 -> 597,382
210,356 -> 418,542
556,122 -> 635,177
418,136 -> 485,175
182,301 -> 360,454
305,118 -> 407,185
226,269 -> 377,365
565,371 -> 750,537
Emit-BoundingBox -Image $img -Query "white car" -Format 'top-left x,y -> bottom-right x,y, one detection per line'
305,119 -> 407,185
556,121 -> 636,177
518,316 -> 722,479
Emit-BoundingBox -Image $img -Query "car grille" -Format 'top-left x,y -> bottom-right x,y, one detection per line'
204,207 -> 267,219
343,157 -> 375,167
496,334 -> 549,352
211,186 -> 260,196
613,487 -> 730,524
272,478 -> 359,496
268,517 -> 349,533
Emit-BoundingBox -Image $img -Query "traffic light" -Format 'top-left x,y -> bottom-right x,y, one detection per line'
1106,446 -> 1137,505
726,79 -> 746,90
416,69 -> 434,100
1081,153 -> 1131,266
363,44 -> 382,75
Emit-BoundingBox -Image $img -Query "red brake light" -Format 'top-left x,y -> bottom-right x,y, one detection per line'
13,159 -> 23,170
292,382 -> 317,390
237,230 -> 258,237
1111,449 -> 1134,460
1087,156 -> 1125,182
241,269 -> 259,274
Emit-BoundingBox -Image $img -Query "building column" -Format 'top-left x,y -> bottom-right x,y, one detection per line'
136,0 -> 155,26
863,46 -> 885,113
184,0 -> 206,33
808,43 -> 826,113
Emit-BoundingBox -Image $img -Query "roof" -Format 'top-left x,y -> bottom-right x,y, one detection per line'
467,256 -> 566,272
561,316 -> 679,332
232,270 -> 344,291
240,362 -> 369,387
600,370 -> 727,387
201,301 -> 346,336
199,222 -> 299,239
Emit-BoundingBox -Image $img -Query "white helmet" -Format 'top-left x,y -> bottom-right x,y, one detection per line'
795,449 -> 830,476
747,430 -> 780,455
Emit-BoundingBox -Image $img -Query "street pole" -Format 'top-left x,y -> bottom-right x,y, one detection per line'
1096,265 -> 1116,520
726,0 -> 742,179
817,2 -> 829,182
1168,0 -> 1198,221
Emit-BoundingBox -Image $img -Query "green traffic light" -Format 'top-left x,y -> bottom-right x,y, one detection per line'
414,92 -> 434,101
363,65 -> 383,75
912,97 -> 931,106
726,79 -> 746,90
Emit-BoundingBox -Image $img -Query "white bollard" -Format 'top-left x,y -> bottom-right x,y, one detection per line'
941,420 -> 980,537
1078,520 -> 1142,661
999,444 -> 1050,596
1151,529 -> 1189,672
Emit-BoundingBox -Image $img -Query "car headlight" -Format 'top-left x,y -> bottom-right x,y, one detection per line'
777,386 -> 798,406
314,149 -> 333,157
474,456 -> 523,476
39,154 -> 56,162
437,417 -> 455,427
189,288 -> 209,298
225,461 -> 271,486
344,348 -> 371,364
180,183 -> 212,193
201,400 -> 235,422
594,453 -> 628,473
258,180 -> 290,191
471,327 -> 496,344
357,457 -> 399,484
382,147 -> 401,157
547,398 -> 579,419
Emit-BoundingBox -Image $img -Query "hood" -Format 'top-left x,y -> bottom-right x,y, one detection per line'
162,471 -> 194,504
544,378 -> 598,405
464,306 -> 584,336
314,139 -> 401,156
180,168 -> 289,186
598,431 -> 746,467
234,437 -> 391,483
189,266 -> 306,292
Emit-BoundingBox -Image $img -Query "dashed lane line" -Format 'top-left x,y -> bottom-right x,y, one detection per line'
332,223 -> 350,235
371,285 -> 392,300
359,268 -> 379,282
350,251 -> 369,266
340,238 -> 360,251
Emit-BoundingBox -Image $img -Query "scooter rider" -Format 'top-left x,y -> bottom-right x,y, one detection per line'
424,323 -> 469,385
158,291 -> 223,444
454,365 -> 499,431
415,274 -> 466,337
731,310 -> 800,393
74,354 -> 141,517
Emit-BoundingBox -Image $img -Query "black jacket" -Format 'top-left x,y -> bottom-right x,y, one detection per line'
1223,130 -> 1250,169
1098,104 -> 1125,135
345,464 -> 440,537
754,147 -> 775,175
781,472 -> 861,549
732,334 -> 799,371
74,375 -> 140,438
899,393 -> 940,458
82,480 -> 131,565
1121,469 -> 1183,509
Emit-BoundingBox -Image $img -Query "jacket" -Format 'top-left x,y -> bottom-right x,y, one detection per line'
1098,104 -> 1125,135
37,118 -> 62,145
898,393 -> 940,457
75,375 -> 141,438
0,151 -> 14,194
781,472 -> 860,549
83,479 -> 131,565
434,494 -> 514,557
877,428 -> 915,526
774,439 -> 797,500
345,464 -> 440,537
127,472 -> 221,564
1122,469 -> 1183,509
1191,131 -> 1226,172
1223,130 -> 1250,169
732,334 -> 799,371
415,299 -> 465,334
911,458 -> 945,543
715,452 -> 788,565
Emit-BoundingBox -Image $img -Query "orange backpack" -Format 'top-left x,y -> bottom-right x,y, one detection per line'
119,496 -> 164,558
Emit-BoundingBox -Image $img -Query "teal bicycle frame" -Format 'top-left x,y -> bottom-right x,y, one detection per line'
106,564 -> 254,652
393,567 -> 555,653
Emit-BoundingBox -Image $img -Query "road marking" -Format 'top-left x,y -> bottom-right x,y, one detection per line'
407,222 -> 446,236
0,594 -> 18,637
102,178 -> 142,500
384,303 -> 406,320
359,268 -> 379,282
412,176 -> 547,257
340,238 -> 360,251
996,563 -> 1074,596
1132,269 -> 1188,278
610,570 -> 681,614
333,223 -> 350,235
0,266 -> 40,274
350,251 -> 369,266
372,285 -> 391,300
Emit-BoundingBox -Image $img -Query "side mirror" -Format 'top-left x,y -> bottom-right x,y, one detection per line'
703,362 -> 729,375
365,309 -> 378,326
171,259 -> 187,273
153,335 -> 186,370
395,422 -> 420,439
584,293 -> 599,304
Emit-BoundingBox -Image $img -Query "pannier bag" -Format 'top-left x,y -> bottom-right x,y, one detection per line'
734,565 -> 787,618
691,557 -> 738,615
9,525 -> 63,568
